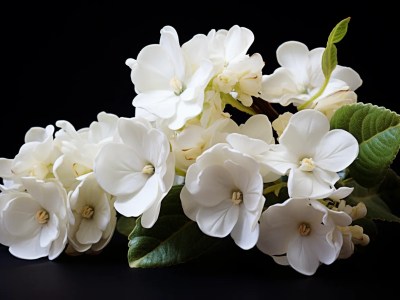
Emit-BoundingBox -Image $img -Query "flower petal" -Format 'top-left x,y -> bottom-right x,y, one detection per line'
9,235 -> 49,260
76,219 -> 102,244
287,235 -> 321,276
40,213 -> 59,248
276,41 -> 310,85
94,143 -> 147,196
260,68 -> 299,104
230,208 -> 259,250
314,129 -> 359,172
186,165 -> 234,207
113,175 -> 159,217
196,203 -> 238,238
131,44 -> 174,91
279,109 -> 330,157
3,197 -> 40,237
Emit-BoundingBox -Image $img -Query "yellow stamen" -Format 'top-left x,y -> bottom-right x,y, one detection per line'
81,205 -> 94,219
298,223 -> 311,236
35,209 -> 49,224
299,157 -> 315,172
142,164 -> 155,175
231,191 -> 243,205
170,77 -> 184,95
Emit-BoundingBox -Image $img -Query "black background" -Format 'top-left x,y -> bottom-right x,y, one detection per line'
1,1 -> 400,299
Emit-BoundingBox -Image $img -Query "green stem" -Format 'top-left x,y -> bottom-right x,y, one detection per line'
263,182 -> 287,196
298,75 -> 331,110
222,93 -> 256,116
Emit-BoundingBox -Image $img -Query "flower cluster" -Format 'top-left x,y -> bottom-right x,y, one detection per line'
1,18 -> 399,276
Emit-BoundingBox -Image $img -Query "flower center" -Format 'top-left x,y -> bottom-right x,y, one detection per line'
35,209 -> 49,224
142,164 -> 155,175
73,163 -> 92,177
170,76 -> 184,95
81,205 -> 94,219
231,191 -> 243,205
298,223 -> 311,236
299,157 -> 315,172
182,143 -> 204,161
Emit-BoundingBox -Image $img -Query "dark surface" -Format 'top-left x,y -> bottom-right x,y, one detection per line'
1,2 -> 400,299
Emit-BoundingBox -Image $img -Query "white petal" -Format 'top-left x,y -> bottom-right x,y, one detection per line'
160,26 -> 185,79
94,143 -> 147,196
239,114 -> 274,144
187,165 -> 234,207
257,203 -> 298,255
314,129 -> 359,172
262,148 -> 297,175
180,186 -> 200,221
329,187 -> 354,201
76,219 -> 102,244
230,209 -> 259,250
25,125 -> 54,143
0,158 -> 13,178
40,213 -> 59,248
197,203 -> 238,238
9,235 -> 50,260
226,133 -> 270,156
224,25 -> 254,62
48,225 -> 68,260
288,168 -> 335,198
146,129 -> 170,167
315,230 -> 342,265
308,47 -> 325,86
276,41 -> 310,85
114,175 -> 159,217
279,109 -> 329,157
287,235 -> 321,276
132,92 -> 179,119
272,255 -> 289,265
260,69 -> 299,104
140,200 -> 162,228
132,44 -> 173,91
3,197 -> 41,237
22,178 -> 65,215
332,66 -> 363,91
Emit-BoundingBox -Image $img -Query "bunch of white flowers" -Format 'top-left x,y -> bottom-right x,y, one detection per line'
1,18 -> 399,276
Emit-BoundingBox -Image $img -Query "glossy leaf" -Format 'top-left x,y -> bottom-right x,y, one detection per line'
342,169 -> 400,223
331,102 -> 400,187
127,185 -> 227,268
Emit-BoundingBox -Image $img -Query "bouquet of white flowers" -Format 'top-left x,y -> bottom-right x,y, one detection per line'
1,17 -> 399,276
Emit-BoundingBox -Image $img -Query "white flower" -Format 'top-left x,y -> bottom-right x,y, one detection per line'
271,112 -> 293,137
181,143 -> 265,250
126,26 -> 213,130
171,117 -> 237,174
66,173 -> 116,254
260,41 -> 362,109
0,125 -> 60,188
53,112 -> 119,192
225,114 -> 280,182
94,117 -> 175,228
263,109 -> 358,198
256,197 -> 352,276
207,25 -> 255,70
314,90 -> 358,120
0,178 -> 69,260
208,25 -> 264,107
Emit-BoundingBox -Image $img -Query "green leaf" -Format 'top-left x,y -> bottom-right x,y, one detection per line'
128,185 -> 228,268
342,169 -> 400,223
330,102 -> 400,187
322,43 -> 337,78
327,17 -> 351,44
116,216 -> 137,237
